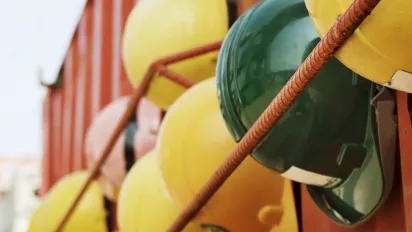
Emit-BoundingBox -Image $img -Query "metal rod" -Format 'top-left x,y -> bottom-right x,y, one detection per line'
54,66 -> 155,232
157,65 -> 196,88
166,0 -> 381,231
157,41 -> 222,66
54,41 -> 222,232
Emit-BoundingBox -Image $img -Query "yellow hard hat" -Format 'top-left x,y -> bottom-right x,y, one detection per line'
122,0 -> 229,110
157,77 -> 299,232
117,150 -> 200,232
304,0 -> 412,93
28,205 -> 48,231
27,171 -> 107,232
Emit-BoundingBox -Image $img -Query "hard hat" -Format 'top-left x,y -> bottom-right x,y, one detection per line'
134,99 -> 162,160
304,0 -> 412,93
157,77 -> 298,232
27,171 -> 107,232
85,97 -> 160,200
117,150 -> 200,232
216,0 -> 397,226
122,0 -> 229,110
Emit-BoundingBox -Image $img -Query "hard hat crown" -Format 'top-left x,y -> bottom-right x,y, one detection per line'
27,171 -> 107,232
305,0 -> 412,93
122,0 -> 229,110
157,77 -> 298,232
117,150 -> 199,232
217,0 -> 372,186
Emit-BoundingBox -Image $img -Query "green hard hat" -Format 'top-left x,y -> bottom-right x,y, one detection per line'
216,0 -> 397,226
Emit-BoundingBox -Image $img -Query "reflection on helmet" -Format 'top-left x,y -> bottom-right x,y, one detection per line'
85,97 -> 159,200
27,171 -> 107,232
122,0 -> 229,110
217,0 -> 397,226
117,150 -> 199,232
157,77 -> 298,232
304,0 -> 412,93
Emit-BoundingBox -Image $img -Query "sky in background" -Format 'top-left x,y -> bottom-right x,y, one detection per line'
0,0 -> 84,158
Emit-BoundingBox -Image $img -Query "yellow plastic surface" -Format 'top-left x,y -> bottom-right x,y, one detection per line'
117,150 -> 200,232
157,77 -> 298,232
122,0 -> 229,110
305,0 -> 412,92
27,171 -> 107,232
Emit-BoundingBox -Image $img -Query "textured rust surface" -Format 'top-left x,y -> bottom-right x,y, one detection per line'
397,92 -> 412,232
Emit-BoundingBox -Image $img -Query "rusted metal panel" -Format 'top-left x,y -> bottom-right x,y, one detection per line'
397,91 -> 412,232
40,90 -> 53,196
41,0 -> 137,190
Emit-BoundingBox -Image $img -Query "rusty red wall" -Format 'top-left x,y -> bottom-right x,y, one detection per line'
40,0 -> 412,231
41,0 -> 137,193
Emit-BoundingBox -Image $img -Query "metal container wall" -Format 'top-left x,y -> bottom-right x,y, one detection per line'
40,0 -> 411,231
41,0 -> 137,193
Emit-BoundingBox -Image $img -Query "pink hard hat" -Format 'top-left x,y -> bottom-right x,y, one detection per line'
85,96 -> 162,200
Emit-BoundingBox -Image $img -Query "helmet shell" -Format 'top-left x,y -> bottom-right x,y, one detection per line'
122,0 -> 229,110
117,150 -> 199,232
305,0 -> 412,93
217,0 -> 397,226
27,171 -> 107,232
85,97 -> 160,200
217,0 -> 372,187
157,77 -> 298,232
133,99 -> 162,160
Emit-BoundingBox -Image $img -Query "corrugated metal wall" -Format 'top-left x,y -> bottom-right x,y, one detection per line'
40,0 -> 412,231
41,0 -> 137,193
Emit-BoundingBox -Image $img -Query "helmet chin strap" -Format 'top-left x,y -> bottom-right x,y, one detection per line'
103,197 -> 114,232
308,85 -> 397,225
124,113 -> 138,172
371,86 -> 397,205
103,112 -> 138,232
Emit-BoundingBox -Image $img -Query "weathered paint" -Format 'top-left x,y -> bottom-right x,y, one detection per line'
41,1 -> 140,230
41,0 -> 412,231
41,0 -> 138,192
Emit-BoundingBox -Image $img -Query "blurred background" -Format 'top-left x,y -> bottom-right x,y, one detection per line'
0,0 -> 87,231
